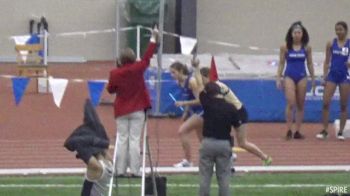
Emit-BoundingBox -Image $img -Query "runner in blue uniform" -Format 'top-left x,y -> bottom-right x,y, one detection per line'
277,21 -> 315,140
317,21 -> 350,140
169,62 -> 204,167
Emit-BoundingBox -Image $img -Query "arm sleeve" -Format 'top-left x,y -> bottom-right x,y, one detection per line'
199,92 -> 208,107
130,42 -> 157,72
107,71 -> 117,94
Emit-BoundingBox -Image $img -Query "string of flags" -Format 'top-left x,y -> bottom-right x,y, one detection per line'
8,54 -> 222,108
10,24 -> 281,57
7,26 -> 199,108
6,25 -> 285,108
10,76 -> 107,108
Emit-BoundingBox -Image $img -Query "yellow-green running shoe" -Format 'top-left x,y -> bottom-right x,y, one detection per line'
263,156 -> 272,166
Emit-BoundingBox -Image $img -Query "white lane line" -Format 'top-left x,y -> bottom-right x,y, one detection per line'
0,183 -> 344,189
1,165 -> 350,175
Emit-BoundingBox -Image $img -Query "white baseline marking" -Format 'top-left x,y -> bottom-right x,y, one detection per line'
1,165 -> 350,175
0,183 -> 343,189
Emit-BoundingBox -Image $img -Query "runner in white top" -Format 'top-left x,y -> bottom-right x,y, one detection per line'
192,59 -> 272,166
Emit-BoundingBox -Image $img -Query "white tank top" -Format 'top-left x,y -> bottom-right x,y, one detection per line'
85,160 -> 113,196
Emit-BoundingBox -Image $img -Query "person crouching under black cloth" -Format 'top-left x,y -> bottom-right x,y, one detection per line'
64,99 -> 113,196
198,82 -> 242,196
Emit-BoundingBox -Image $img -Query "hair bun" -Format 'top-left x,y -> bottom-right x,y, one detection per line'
292,21 -> 302,26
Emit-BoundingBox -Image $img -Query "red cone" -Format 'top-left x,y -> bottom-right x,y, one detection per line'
209,56 -> 218,81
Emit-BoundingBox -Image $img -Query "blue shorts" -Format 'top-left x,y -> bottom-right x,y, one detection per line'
326,70 -> 350,85
189,108 -> 203,116
183,107 -> 203,121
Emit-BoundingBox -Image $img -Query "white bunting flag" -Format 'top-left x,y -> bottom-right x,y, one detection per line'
49,77 -> 68,108
180,36 -> 197,55
12,35 -> 31,61
11,35 -> 31,45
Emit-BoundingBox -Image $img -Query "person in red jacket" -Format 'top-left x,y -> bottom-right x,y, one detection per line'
107,26 -> 158,177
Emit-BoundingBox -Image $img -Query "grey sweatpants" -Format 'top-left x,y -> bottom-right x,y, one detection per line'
115,110 -> 145,175
199,138 -> 232,196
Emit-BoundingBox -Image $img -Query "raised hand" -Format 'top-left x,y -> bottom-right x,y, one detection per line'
191,58 -> 200,68
151,25 -> 159,43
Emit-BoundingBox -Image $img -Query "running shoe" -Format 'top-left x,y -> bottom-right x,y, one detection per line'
316,130 -> 328,139
173,159 -> 193,167
231,153 -> 238,162
337,131 -> 345,141
286,130 -> 293,140
293,131 -> 305,139
263,156 -> 272,166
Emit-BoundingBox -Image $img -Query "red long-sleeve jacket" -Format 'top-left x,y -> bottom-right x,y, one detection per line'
107,42 -> 157,117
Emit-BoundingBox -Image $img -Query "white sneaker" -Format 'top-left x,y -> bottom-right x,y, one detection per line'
173,159 -> 193,167
231,153 -> 238,162
337,132 -> 345,141
316,130 -> 328,139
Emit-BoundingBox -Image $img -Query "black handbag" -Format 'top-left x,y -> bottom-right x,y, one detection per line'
145,175 -> 167,196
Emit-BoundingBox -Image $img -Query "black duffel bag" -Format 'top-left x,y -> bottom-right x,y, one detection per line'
145,175 -> 167,196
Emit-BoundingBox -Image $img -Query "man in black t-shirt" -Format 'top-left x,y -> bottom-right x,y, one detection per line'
198,82 -> 242,196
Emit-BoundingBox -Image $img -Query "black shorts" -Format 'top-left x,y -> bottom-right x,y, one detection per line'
229,106 -> 248,147
237,106 -> 248,124
229,105 -> 248,129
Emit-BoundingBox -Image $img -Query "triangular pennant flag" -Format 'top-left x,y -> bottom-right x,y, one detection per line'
87,80 -> 106,107
11,77 -> 30,105
180,36 -> 197,55
11,35 -> 31,45
209,56 -> 219,81
49,77 -> 68,108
